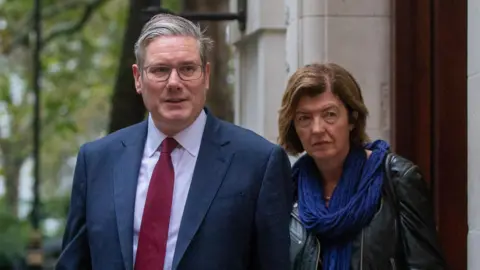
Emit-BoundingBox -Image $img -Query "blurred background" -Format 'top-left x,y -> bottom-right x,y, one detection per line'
0,0 -> 474,269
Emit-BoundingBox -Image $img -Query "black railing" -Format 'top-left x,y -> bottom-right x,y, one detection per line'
143,0 -> 247,30
27,0 -> 43,268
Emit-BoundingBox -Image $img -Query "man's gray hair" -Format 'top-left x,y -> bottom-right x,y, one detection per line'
134,14 -> 214,70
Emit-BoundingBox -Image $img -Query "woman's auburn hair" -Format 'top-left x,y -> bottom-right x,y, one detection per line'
277,62 -> 370,156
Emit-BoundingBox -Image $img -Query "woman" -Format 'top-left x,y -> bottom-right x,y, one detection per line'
279,63 -> 446,269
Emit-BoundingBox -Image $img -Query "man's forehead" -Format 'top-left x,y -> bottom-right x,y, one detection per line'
144,36 -> 201,65
146,35 -> 199,50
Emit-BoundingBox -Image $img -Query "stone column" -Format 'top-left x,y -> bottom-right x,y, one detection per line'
468,0 -> 480,268
285,0 -> 392,142
227,0 -> 287,143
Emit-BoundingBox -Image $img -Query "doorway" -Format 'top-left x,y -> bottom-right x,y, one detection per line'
393,0 -> 467,268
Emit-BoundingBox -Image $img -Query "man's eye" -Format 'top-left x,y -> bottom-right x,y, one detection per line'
180,65 -> 197,74
151,67 -> 170,73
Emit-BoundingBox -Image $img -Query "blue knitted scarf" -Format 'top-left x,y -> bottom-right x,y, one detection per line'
296,140 -> 390,270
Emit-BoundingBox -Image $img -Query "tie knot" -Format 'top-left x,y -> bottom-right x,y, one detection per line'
160,137 -> 178,154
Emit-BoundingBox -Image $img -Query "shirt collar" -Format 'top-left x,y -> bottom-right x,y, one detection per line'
145,110 -> 207,158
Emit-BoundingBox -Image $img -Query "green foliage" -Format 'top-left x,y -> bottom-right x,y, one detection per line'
164,0 -> 182,12
41,195 -> 70,221
0,0 -> 129,263
0,0 -> 190,264
0,0 -> 128,195
40,195 -> 71,238
0,200 -> 31,267
38,0 -> 128,194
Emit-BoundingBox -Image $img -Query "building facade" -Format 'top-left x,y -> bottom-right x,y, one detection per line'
468,0 -> 479,268
228,0 -> 472,268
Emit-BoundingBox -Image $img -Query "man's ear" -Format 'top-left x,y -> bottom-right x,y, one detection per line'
132,64 -> 142,94
204,62 -> 211,90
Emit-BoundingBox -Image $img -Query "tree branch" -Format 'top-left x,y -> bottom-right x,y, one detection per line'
44,0 -> 94,18
16,0 -> 94,32
0,138 -> 6,153
3,0 -> 109,54
43,0 -> 109,45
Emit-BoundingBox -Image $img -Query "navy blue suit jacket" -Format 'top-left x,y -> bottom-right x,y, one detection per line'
56,110 -> 293,270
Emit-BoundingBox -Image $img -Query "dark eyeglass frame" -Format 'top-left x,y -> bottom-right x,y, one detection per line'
142,64 -> 204,82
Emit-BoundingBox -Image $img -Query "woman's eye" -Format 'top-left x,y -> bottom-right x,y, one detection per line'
298,116 -> 309,121
323,111 -> 338,123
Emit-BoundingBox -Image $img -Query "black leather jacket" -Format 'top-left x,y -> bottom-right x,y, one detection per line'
290,153 -> 447,270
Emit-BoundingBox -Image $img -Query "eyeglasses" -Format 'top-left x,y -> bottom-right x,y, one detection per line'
143,64 -> 203,82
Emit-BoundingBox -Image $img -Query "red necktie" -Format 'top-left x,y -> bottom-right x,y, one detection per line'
135,137 -> 178,270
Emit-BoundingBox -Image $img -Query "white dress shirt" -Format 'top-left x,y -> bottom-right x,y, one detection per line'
133,110 -> 207,270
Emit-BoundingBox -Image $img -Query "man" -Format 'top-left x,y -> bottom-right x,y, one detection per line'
57,14 -> 292,270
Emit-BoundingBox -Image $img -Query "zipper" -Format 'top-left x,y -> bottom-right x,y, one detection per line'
360,229 -> 365,270
314,237 -> 321,270
390,258 -> 396,270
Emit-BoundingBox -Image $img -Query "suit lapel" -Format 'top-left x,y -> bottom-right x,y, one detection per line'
172,114 -> 233,269
113,121 -> 148,270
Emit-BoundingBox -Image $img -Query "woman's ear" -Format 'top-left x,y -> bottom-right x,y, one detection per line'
351,111 -> 358,121
348,110 -> 358,129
